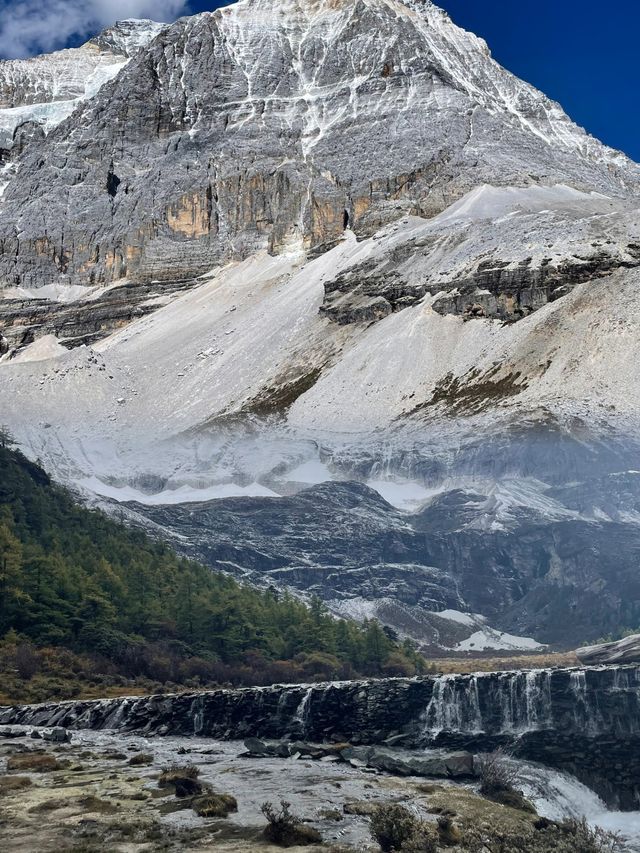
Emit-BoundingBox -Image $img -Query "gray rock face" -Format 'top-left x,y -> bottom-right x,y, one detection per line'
0,278 -> 196,351
576,634 -> 640,665
3,0 -> 640,661
0,0 -> 638,289
127,467 -> 640,646
0,20 -> 164,162
319,189 -> 640,325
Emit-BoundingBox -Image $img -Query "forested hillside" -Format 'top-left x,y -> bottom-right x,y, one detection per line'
0,440 -> 422,703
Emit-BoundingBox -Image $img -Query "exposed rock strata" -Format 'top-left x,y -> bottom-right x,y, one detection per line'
0,278 -> 197,352
128,478 -> 640,646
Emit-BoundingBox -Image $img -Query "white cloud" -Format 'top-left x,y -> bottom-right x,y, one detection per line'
0,0 -> 191,59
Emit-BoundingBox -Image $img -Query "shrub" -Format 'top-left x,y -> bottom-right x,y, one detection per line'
193,792 -> 238,818
158,765 -> 202,797
476,749 -> 535,812
460,817 -> 623,853
401,824 -> 438,853
15,643 -> 41,680
558,818 -> 623,853
437,815 -> 462,846
261,800 -> 322,847
128,752 -> 153,766
370,804 -> 418,853
477,749 -> 519,797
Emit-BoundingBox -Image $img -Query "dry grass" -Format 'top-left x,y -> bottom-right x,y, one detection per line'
29,798 -> 70,813
0,775 -> 32,794
78,795 -> 119,814
193,792 -> 238,818
158,765 -> 202,797
433,651 -> 579,674
7,752 -> 62,773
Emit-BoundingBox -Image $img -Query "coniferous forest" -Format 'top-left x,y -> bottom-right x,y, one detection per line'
0,441 -> 423,703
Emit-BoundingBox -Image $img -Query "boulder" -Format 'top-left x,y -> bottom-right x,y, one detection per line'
443,751 -> 476,778
43,727 -> 70,743
576,634 -> 640,665
243,737 -> 270,755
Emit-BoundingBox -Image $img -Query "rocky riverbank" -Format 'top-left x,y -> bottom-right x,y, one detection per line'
1,727 -> 639,853
2,666 -> 639,808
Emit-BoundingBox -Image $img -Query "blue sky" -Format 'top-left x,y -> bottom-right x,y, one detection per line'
1,0 -> 638,161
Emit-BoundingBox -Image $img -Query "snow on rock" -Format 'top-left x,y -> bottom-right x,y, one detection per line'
0,20 -> 165,157
327,598 -> 545,652
456,629 -> 544,653
77,477 -> 279,505
2,0 -> 640,290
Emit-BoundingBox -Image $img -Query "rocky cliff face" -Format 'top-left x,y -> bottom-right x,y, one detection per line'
0,20 -> 164,169
0,0 -> 638,289
126,474 -> 640,646
2,666 -> 639,808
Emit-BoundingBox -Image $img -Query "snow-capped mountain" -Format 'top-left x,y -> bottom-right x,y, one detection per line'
2,0 -> 640,645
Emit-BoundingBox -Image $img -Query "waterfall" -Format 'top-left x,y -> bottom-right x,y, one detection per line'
569,670 -> 604,735
523,669 -> 552,730
102,698 -> 132,730
423,674 -> 483,734
423,670 -> 554,737
293,686 -> 314,735
511,758 -> 640,853
190,695 -> 205,735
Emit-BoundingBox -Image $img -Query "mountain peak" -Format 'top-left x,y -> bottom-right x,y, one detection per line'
88,19 -> 166,57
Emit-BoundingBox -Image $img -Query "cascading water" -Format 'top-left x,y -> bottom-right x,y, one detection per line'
511,758 -> 640,853
524,669 -> 551,730
423,669 -> 555,738
293,686 -> 314,736
423,674 -> 483,734
189,695 -> 205,735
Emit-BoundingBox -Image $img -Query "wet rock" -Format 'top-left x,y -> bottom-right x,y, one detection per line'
43,727 -> 70,743
2,666 -> 640,808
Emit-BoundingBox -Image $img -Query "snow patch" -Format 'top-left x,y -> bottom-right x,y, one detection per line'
287,459 -> 333,485
456,629 -> 544,653
78,477 -> 279,504
367,479 -> 435,510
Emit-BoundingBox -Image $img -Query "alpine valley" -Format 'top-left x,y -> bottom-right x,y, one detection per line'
3,0 -> 640,656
